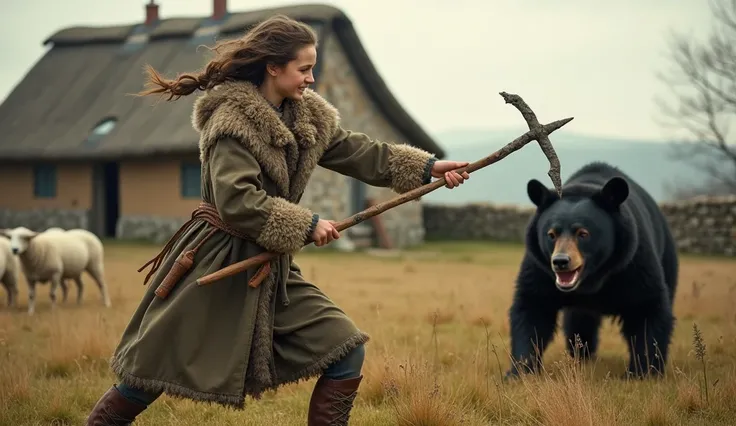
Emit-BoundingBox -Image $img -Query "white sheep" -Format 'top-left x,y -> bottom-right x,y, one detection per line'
0,227 -> 111,315
0,235 -> 19,308
42,227 -> 71,300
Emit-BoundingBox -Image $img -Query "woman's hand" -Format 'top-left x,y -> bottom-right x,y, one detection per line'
311,219 -> 340,246
431,160 -> 471,188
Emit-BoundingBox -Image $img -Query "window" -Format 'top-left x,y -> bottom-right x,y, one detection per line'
33,164 -> 57,198
85,117 -> 117,147
91,118 -> 117,136
180,161 -> 201,198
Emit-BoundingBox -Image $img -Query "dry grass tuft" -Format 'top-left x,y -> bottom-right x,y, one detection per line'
0,357 -> 32,408
644,394 -> 676,426
469,314 -> 494,328
676,378 -> 706,414
425,308 -> 455,326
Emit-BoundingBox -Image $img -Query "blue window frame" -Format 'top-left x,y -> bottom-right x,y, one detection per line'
33,164 -> 57,198
180,161 -> 201,198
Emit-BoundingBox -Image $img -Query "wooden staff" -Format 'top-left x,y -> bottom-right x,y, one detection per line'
196,92 -> 573,287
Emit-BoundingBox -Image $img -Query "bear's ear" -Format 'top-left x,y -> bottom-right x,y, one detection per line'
527,179 -> 556,208
593,176 -> 629,210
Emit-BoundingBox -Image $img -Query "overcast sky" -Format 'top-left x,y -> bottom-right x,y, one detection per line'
1,0 -> 714,143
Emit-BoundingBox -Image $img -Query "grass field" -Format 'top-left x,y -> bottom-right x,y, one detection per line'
0,240 -> 735,425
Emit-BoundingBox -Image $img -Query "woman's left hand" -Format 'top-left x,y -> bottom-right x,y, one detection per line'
431,160 -> 471,189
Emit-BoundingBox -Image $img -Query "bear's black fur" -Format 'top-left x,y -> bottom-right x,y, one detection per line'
506,162 -> 679,379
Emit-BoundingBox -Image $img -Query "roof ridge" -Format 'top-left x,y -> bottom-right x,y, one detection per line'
43,4 -> 345,46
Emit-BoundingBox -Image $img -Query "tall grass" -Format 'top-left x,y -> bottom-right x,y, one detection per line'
0,241 -> 735,425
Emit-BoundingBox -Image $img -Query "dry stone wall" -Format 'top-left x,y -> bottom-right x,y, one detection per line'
423,196 -> 736,257
116,215 -> 188,244
0,208 -> 89,232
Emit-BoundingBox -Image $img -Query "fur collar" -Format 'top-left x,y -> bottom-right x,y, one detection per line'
192,80 -> 340,201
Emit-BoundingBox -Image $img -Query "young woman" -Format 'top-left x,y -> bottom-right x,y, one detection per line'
86,14 -> 469,426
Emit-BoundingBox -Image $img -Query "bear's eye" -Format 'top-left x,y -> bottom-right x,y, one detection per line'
576,229 -> 590,239
547,230 -> 556,240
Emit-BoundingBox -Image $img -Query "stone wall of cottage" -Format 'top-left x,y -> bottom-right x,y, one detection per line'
0,163 -> 91,234
300,30 -> 428,248
0,208 -> 89,232
116,215 -> 188,244
422,196 -> 736,256
0,207 -> 177,245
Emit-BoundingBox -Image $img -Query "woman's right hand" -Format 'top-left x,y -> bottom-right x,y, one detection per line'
311,219 -> 340,246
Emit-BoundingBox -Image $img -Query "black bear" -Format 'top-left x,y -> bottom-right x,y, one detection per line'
506,162 -> 679,379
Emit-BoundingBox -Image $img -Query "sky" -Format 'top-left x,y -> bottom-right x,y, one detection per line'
1,0 -> 715,144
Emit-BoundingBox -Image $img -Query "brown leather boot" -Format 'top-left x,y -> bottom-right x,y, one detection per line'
85,385 -> 147,426
307,375 -> 363,426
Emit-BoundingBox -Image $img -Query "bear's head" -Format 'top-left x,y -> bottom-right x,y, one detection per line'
526,176 -> 630,294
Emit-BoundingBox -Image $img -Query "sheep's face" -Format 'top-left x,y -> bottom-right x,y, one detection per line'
0,227 -> 38,255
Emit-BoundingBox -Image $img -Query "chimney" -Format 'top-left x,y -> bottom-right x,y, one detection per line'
145,0 -> 159,26
213,0 -> 227,20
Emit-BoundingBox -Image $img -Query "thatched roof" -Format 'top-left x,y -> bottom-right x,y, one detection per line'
0,4 -> 445,161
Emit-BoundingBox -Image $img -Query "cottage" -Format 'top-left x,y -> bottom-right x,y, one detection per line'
0,1 -> 445,249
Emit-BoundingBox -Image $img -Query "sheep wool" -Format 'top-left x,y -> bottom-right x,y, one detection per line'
0,236 -> 19,308
3,227 -> 111,315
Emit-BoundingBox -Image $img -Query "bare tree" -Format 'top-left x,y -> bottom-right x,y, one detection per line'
655,0 -> 736,198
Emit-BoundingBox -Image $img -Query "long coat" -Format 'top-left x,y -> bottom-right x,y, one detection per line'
109,80 -> 437,409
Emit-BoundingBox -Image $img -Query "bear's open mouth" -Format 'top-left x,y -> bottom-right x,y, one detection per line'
555,267 -> 582,290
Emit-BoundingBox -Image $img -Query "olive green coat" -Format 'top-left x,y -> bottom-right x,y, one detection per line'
109,80 -> 437,409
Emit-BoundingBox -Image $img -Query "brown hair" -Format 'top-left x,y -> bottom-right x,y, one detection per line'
138,14 -> 318,101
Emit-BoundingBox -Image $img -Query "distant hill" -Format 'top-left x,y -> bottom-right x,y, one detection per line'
421,127 -> 715,206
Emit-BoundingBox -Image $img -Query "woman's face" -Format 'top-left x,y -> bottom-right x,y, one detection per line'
271,44 -> 317,101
